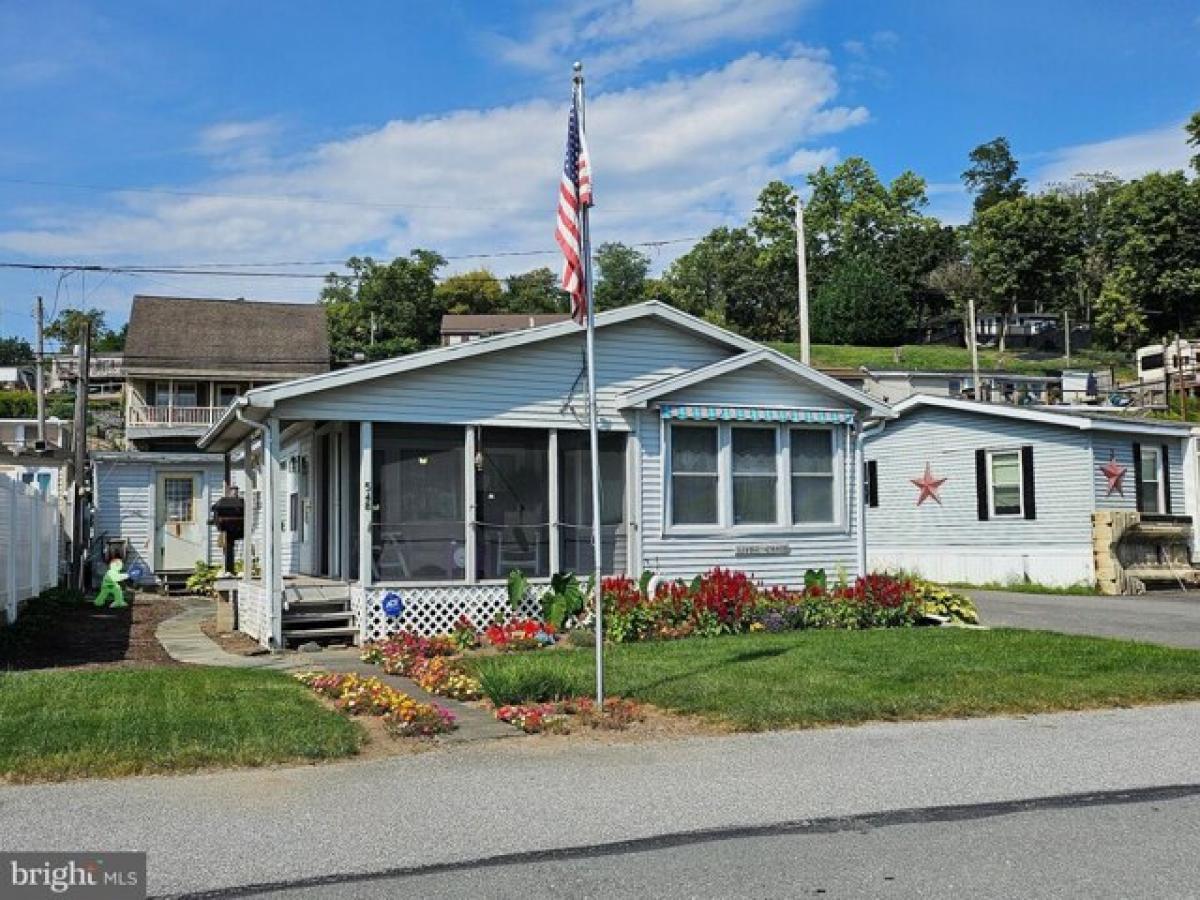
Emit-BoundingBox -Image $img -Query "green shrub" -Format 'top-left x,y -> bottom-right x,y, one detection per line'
184,561 -> 220,597
0,391 -> 36,418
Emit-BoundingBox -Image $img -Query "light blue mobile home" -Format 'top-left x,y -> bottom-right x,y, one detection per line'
863,396 -> 1197,589
198,302 -> 893,647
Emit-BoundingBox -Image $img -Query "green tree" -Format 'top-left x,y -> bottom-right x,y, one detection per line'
970,194 -> 1081,349
320,251 -> 446,361
805,159 -> 929,259
434,270 -> 504,315
1095,171 -> 1200,346
94,322 -> 127,352
1187,110 -> 1200,175
963,137 -> 1026,214
0,336 -> 33,364
811,254 -> 908,345
46,308 -> 109,347
504,268 -> 565,314
593,242 -> 650,311
663,227 -> 763,331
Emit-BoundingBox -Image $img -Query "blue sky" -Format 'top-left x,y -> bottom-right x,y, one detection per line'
1,0 -> 1197,343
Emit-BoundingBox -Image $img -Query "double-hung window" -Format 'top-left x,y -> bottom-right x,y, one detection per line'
670,425 -> 719,525
790,429 -> 836,524
988,449 -> 1023,517
1138,444 -> 1163,513
667,422 -> 841,530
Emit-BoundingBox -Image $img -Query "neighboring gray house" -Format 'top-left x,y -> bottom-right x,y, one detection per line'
863,395 -> 1197,589
198,302 -> 892,648
93,296 -> 330,587
440,313 -> 571,345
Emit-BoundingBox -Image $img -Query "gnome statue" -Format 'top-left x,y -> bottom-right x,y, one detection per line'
93,558 -> 130,608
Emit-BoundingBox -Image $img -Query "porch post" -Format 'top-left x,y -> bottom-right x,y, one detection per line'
263,417 -> 284,648
548,429 -> 560,575
359,422 -> 373,587
241,437 -> 253,583
464,425 -> 476,584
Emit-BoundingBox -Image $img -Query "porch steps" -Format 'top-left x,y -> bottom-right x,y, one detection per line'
281,582 -> 356,647
159,570 -> 194,596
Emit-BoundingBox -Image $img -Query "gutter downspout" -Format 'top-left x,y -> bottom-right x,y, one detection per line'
856,418 -> 888,577
234,403 -> 280,651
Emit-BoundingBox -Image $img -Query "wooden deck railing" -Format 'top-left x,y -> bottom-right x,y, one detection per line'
127,404 -> 222,428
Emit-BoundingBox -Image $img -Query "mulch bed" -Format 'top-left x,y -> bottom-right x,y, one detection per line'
3,591 -> 183,671
199,615 -> 268,656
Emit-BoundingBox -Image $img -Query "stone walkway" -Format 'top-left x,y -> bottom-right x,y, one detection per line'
156,598 -> 516,742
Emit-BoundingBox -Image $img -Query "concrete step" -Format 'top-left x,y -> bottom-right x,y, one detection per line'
283,610 -> 356,624
282,625 -> 358,643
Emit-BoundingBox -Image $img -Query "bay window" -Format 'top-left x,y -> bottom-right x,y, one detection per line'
666,422 -> 843,530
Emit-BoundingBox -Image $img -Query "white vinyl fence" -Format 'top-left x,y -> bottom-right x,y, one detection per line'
0,473 -> 63,625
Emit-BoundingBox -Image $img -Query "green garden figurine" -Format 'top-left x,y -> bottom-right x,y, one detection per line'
93,558 -> 130,608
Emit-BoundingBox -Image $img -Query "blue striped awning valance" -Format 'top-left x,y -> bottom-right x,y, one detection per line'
659,404 -> 855,424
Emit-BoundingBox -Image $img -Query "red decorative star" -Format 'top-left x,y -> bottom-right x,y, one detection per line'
911,462 -> 947,506
1099,457 -> 1127,496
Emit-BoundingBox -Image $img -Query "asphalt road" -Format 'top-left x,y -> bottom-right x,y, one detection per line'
969,588 -> 1200,648
243,786 -> 1200,899
3,702 -> 1200,897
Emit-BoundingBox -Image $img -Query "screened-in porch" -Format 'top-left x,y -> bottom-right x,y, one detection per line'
366,423 -> 628,585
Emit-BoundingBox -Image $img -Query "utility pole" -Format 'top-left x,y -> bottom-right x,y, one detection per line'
34,296 -> 45,447
795,197 -> 810,366
71,322 -> 92,591
967,294 -> 981,401
1063,309 -> 1071,366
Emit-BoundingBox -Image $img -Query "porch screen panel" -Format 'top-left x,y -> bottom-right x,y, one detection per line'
477,428 -> 550,579
373,425 -> 465,581
559,431 -> 627,574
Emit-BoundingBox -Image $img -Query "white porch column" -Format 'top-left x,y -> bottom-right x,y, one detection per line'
30,490 -> 40,595
1185,432 -> 1200,562
359,422 -> 373,587
548,428 -> 560,575
464,425 -> 476,584
6,480 -> 17,622
263,417 -> 284,648
242,436 -> 254,583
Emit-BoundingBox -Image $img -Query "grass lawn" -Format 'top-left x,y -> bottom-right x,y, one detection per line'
466,628 -> 1200,731
770,341 -> 1132,380
0,666 -> 364,782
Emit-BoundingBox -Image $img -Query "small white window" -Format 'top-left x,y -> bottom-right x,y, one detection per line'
670,425 -> 719,525
731,427 -> 777,525
791,429 -> 835,524
988,450 -> 1023,517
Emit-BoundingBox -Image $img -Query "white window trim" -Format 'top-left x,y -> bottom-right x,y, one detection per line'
986,448 -> 1025,519
663,420 -> 846,536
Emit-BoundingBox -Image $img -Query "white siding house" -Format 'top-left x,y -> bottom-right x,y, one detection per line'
864,396 -> 1197,588
199,302 -> 893,648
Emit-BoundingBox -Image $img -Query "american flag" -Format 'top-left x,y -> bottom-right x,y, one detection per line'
555,98 -> 593,325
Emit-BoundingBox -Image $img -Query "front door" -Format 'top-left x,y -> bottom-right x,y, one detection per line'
156,472 -> 205,570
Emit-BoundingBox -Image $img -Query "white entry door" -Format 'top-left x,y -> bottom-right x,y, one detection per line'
156,472 -> 206,570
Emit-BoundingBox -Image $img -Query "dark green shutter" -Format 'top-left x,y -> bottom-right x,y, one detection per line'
1021,445 -> 1036,520
1162,444 -> 1172,514
975,449 -> 989,520
866,460 -> 879,508
1132,442 -> 1143,512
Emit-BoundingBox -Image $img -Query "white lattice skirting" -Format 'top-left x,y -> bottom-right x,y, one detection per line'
237,581 -> 268,642
354,582 -> 548,642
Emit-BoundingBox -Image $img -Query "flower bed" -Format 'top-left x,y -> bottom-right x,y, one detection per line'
598,569 -> 977,643
293,671 -> 456,737
495,697 -> 644,734
484,618 -> 557,651
360,634 -> 485,701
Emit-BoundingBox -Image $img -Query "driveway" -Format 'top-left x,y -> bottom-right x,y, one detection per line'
968,589 -> 1200,648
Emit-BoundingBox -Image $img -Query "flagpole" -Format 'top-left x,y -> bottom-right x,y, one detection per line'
574,61 -> 605,706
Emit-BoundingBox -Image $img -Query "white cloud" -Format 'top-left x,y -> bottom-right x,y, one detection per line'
1032,122 -> 1192,186
0,49 -> 867,298
492,0 -> 814,75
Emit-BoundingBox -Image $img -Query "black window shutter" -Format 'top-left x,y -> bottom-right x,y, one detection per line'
866,460 -> 879,508
1162,444 -> 1172,514
1021,445 -> 1036,520
975,449 -> 989,520
1132,442 -> 1143,512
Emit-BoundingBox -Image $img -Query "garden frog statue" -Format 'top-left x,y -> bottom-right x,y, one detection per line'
93,558 -> 130,609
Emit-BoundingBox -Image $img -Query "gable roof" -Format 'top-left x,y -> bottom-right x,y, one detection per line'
124,295 -> 330,377
889,394 -> 1193,437
617,347 -> 894,418
440,313 -> 570,335
198,302 -> 890,449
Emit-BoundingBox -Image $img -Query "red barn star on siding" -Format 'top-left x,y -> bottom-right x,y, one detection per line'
911,462 -> 947,506
1099,457 -> 1127,496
